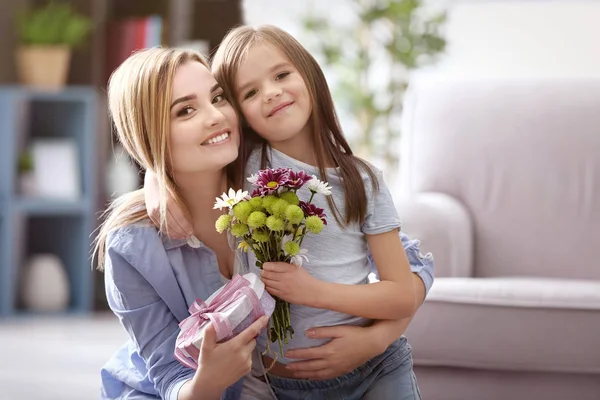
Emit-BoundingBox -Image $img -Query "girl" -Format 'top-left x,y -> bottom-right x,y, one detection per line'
147,25 -> 427,399
95,47 -> 269,400
218,24 -> 418,400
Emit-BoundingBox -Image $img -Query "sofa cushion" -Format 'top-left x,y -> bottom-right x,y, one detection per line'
401,79 -> 600,280
407,277 -> 600,374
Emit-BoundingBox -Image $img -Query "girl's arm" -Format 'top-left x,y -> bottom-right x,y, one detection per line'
263,230 -> 416,320
317,230 -> 416,319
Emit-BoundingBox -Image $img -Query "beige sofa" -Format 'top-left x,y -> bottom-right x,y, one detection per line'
397,77 -> 600,400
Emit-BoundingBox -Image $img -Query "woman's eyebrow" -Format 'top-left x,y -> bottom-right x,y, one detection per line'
170,94 -> 196,110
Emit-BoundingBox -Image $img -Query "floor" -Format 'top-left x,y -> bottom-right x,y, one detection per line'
0,313 -> 127,400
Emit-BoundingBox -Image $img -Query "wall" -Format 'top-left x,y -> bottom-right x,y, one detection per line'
243,0 -> 600,80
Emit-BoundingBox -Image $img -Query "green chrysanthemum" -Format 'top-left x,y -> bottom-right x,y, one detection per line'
283,240 -> 300,256
215,214 -> 233,233
262,195 -> 277,213
247,211 -> 267,228
271,198 -> 289,218
285,205 -> 304,225
231,223 -> 249,237
305,215 -> 324,234
266,216 -> 285,232
252,229 -> 270,243
233,201 -> 253,223
279,191 -> 299,206
249,196 -> 265,212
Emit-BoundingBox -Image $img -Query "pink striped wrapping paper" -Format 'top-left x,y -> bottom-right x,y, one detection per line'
174,273 -> 275,369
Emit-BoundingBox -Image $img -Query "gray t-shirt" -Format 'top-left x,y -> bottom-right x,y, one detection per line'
242,146 -> 401,363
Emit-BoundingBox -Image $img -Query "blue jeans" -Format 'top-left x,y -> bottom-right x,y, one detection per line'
266,337 -> 421,400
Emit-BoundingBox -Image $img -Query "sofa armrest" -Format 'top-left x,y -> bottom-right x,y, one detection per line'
396,192 -> 474,277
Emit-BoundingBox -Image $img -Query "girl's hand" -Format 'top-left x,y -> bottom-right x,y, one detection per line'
143,169 -> 192,239
261,262 -> 325,306
283,324 -> 385,380
193,316 -> 269,394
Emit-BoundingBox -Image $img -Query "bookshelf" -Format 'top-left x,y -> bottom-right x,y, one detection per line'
0,0 -> 243,315
0,86 -> 98,317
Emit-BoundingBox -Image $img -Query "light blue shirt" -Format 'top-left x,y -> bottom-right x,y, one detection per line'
100,221 -> 434,399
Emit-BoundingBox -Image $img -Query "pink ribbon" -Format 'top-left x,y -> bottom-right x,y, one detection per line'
175,274 -> 264,369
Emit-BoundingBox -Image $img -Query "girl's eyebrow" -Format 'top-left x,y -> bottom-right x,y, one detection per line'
237,62 -> 293,94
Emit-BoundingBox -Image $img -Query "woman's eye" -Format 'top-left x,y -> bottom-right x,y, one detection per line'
176,106 -> 194,117
275,72 -> 290,80
244,89 -> 257,100
212,93 -> 226,104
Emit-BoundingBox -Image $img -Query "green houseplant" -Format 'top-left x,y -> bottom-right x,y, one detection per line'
15,1 -> 92,89
303,0 -> 445,176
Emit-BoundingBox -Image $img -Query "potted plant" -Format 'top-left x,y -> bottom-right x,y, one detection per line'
15,1 -> 92,89
303,0 -> 446,177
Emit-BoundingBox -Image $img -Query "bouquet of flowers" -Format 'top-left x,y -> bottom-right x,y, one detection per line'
213,167 -> 331,354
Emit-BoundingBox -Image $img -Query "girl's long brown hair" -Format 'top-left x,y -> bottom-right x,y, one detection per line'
212,25 -> 378,227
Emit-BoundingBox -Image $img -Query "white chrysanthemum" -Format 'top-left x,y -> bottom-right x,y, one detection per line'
213,188 -> 249,210
290,250 -> 309,267
282,235 -> 309,267
306,175 -> 332,196
246,173 -> 259,185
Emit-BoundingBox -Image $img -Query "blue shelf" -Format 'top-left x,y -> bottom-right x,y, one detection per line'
0,85 -> 98,317
15,197 -> 91,216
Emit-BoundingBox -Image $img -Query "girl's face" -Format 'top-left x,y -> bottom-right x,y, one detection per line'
169,61 -> 240,174
235,43 -> 312,148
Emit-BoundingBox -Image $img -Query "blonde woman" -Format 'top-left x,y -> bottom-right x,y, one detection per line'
96,47 -> 269,400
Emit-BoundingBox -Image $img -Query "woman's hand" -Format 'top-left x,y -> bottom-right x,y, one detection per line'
143,169 -> 192,239
189,316 -> 269,397
283,324 -> 386,380
261,262 -> 325,307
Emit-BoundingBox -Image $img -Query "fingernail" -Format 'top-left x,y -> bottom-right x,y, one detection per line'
285,364 -> 294,370
305,329 -> 315,337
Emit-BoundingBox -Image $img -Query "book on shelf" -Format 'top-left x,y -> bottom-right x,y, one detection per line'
104,15 -> 163,85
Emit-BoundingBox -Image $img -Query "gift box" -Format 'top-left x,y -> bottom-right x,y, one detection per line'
175,272 -> 275,369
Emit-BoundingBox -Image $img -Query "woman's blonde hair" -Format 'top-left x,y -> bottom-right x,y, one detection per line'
94,47 -> 230,270
212,25 -> 377,227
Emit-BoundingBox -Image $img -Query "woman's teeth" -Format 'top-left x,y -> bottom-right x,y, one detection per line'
203,132 -> 229,145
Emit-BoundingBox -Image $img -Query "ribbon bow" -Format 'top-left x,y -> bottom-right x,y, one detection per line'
175,274 -> 264,369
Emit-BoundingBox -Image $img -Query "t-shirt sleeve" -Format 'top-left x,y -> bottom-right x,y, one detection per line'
361,168 -> 402,235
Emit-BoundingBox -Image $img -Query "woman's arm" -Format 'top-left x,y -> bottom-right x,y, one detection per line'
284,233 -> 433,380
105,228 -> 262,400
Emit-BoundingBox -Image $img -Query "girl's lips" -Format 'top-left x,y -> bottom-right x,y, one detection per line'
268,101 -> 294,117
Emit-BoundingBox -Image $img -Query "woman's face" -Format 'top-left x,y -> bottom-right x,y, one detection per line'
169,61 -> 240,174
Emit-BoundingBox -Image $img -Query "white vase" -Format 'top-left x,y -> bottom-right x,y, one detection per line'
21,254 -> 70,312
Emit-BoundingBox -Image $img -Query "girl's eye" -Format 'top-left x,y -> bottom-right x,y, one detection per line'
176,106 -> 194,117
275,72 -> 290,80
212,93 -> 226,104
243,89 -> 257,100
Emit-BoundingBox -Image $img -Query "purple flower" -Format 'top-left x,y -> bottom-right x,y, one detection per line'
255,168 -> 291,193
299,201 -> 328,225
250,188 -> 264,198
286,170 -> 312,190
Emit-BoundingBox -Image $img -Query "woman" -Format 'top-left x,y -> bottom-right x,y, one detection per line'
96,47 -> 267,400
